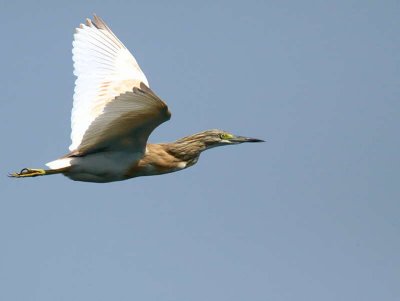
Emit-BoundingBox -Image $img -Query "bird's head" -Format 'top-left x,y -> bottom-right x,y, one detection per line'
199,129 -> 264,149
170,129 -> 264,161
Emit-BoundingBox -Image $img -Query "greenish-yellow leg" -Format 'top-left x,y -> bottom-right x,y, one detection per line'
9,168 -> 47,178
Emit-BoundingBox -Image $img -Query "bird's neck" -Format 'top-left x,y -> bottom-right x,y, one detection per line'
124,133 -> 209,179
162,133 -> 208,163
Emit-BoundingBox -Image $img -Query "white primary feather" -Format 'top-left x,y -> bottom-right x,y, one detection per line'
70,15 -> 149,151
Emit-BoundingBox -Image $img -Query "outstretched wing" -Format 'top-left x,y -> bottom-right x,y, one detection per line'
70,15 -> 150,151
76,84 -> 170,155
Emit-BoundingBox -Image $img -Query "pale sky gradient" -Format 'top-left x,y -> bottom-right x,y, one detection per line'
1,1 -> 399,301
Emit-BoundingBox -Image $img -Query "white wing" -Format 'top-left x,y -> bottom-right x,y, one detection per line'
46,85 -> 170,169
70,15 -> 149,151
76,85 -> 170,155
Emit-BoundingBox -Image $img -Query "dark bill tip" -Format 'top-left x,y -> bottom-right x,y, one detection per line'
233,136 -> 265,143
245,137 -> 265,142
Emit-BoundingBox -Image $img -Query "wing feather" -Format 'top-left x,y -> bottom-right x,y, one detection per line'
76,85 -> 171,155
70,15 -> 149,151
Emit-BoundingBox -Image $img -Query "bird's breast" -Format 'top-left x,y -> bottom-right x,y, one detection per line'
124,159 -> 188,179
123,145 -> 190,179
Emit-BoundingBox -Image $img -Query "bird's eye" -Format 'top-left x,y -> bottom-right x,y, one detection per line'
220,133 -> 233,140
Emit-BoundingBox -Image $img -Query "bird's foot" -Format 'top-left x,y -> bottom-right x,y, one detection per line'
9,168 -> 46,178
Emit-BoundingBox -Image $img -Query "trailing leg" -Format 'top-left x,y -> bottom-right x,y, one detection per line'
9,167 -> 67,178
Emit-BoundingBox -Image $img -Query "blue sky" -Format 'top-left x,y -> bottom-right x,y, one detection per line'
1,1 -> 399,300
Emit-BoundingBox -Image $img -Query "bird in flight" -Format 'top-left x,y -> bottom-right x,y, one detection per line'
10,15 -> 263,183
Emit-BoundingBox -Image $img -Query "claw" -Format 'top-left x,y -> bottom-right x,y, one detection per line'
20,168 -> 30,174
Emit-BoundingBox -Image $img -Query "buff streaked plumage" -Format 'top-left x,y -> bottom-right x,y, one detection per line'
10,15 -> 263,183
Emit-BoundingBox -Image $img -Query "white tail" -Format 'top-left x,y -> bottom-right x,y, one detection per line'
45,158 -> 72,170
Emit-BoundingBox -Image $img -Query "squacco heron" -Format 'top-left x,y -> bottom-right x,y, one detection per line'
10,15 -> 263,183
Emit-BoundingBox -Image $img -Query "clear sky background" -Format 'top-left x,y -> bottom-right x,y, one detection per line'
1,1 -> 399,300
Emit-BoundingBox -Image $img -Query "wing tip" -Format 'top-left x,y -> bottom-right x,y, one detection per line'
92,14 -> 107,30
79,15 -> 100,29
